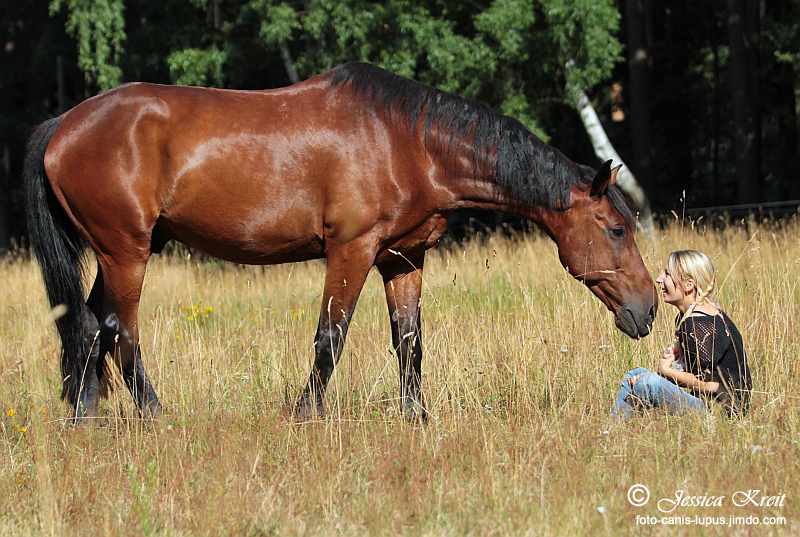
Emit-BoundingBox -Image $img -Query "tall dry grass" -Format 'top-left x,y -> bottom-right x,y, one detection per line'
0,220 -> 798,536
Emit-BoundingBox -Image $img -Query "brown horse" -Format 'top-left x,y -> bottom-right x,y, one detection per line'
24,62 -> 657,422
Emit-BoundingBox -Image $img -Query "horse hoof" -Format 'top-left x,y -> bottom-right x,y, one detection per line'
141,401 -> 163,420
402,401 -> 428,424
71,414 -> 92,425
294,396 -> 324,421
71,402 -> 100,424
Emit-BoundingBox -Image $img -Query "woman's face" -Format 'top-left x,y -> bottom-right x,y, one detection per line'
655,266 -> 686,308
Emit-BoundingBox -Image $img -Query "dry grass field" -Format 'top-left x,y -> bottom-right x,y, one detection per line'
1,219 -> 798,536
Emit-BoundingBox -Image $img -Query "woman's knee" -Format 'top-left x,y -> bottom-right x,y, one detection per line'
633,372 -> 664,396
624,367 -> 649,380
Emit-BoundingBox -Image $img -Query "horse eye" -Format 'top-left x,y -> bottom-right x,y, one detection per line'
610,226 -> 626,239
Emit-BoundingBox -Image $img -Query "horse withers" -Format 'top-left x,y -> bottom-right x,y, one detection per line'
23,62 -> 657,422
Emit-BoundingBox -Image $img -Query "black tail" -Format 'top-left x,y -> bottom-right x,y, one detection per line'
23,117 -> 90,405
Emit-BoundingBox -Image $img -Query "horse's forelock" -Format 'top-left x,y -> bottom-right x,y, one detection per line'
605,184 -> 637,230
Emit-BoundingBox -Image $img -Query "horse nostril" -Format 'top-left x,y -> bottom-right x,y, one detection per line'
648,304 -> 656,325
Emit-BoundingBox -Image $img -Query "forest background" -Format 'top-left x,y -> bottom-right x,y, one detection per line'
1,0 -> 799,249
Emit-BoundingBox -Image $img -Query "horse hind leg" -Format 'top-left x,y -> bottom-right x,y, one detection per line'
98,256 -> 162,418
69,304 -> 102,421
50,267 -> 103,421
85,266 -> 115,401
377,253 -> 427,423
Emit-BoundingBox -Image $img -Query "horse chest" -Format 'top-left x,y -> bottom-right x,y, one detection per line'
383,213 -> 449,256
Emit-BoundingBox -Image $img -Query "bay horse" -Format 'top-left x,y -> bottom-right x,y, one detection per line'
24,62 -> 657,422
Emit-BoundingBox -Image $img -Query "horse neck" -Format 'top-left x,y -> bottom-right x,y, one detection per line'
421,118 -> 573,239
440,166 -> 566,241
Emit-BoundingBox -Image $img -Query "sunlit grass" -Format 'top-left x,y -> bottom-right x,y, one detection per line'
1,219 -> 798,535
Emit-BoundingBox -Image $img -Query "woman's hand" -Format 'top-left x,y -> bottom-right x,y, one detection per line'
628,372 -> 647,387
656,344 -> 720,394
658,345 -> 680,375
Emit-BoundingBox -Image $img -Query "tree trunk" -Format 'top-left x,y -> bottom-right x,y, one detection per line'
574,87 -> 655,236
279,42 -> 300,84
625,0 -> 655,203
727,0 -> 761,203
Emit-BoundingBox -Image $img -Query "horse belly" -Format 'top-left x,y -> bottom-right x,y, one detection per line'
160,200 -> 325,265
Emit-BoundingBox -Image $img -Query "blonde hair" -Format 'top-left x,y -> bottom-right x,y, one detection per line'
667,250 -> 717,307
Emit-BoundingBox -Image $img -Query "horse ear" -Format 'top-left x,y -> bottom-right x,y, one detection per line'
590,160 -> 621,198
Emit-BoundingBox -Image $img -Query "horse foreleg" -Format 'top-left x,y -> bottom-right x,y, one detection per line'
377,253 -> 427,423
295,244 -> 374,419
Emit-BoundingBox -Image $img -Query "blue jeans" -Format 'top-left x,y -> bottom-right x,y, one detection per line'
611,367 -> 707,420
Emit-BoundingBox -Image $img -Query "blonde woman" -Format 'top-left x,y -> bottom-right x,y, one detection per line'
611,250 -> 752,419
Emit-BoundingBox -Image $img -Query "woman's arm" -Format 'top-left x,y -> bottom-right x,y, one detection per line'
658,356 -> 720,393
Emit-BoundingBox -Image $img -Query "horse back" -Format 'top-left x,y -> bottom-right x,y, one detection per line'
41,76 -> 444,265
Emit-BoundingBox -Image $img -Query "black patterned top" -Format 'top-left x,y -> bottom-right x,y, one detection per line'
675,310 -> 752,417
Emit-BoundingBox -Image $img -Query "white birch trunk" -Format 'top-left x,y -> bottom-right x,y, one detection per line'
574,87 -> 655,236
279,42 -> 300,85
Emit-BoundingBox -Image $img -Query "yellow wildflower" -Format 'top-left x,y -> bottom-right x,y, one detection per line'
7,409 -> 15,417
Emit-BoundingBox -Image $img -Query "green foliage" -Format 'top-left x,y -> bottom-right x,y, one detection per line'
765,1 -> 800,91
167,45 -> 227,87
256,2 -> 300,45
236,0 -> 622,134
538,0 -> 624,103
258,0 -> 493,97
474,0 -> 536,63
49,0 -> 126,91
45,0 -> 624,134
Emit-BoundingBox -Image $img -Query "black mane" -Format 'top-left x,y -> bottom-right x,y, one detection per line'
327,62 -> 634,227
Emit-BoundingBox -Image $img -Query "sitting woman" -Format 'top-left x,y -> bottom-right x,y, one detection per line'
611,250 -> 752,419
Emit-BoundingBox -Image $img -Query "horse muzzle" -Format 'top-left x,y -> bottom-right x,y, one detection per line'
614,300 -> 658,339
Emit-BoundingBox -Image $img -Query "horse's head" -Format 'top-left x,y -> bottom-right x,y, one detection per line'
552,160 -> 657,339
